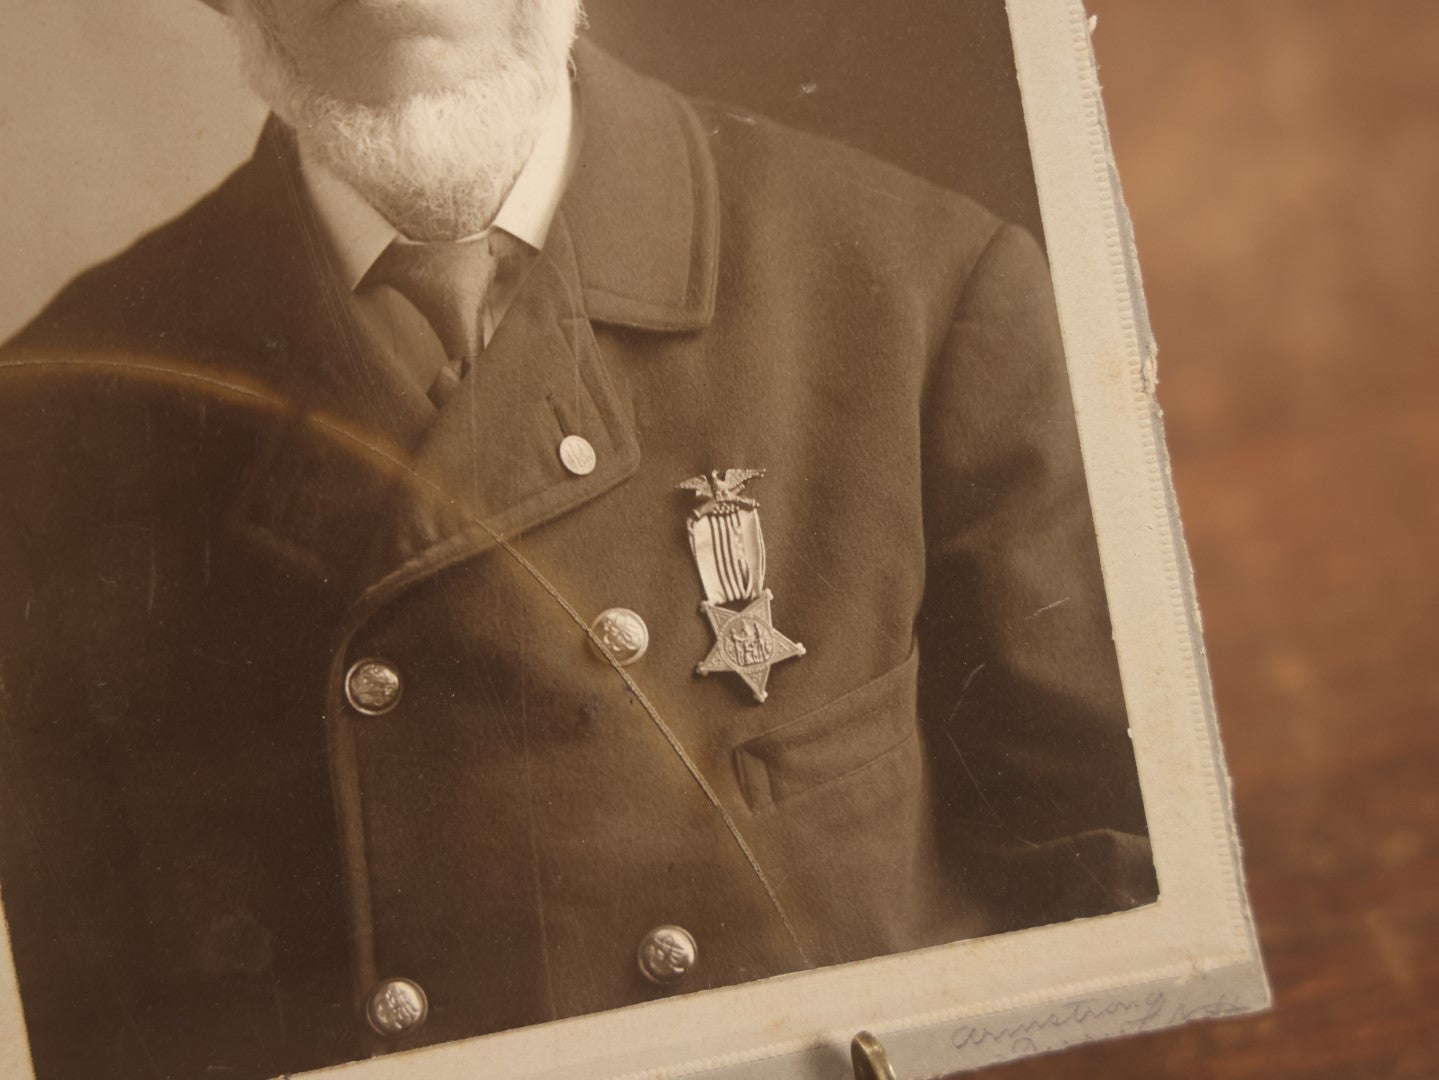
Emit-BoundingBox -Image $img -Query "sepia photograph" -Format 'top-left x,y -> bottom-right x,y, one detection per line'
0,3 -> 1270,1078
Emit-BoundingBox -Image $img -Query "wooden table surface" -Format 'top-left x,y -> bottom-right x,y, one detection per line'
968,3 -> 1439,1077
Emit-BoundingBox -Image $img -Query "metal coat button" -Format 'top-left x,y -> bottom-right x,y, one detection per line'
637,924 -> 698,986
365,977 -> 428,1037
345,658 -> 402,716
591,608 -> 650,666
559,434 -> 597,476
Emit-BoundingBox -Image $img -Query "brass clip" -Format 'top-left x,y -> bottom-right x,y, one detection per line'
851,1030 -> 898,1080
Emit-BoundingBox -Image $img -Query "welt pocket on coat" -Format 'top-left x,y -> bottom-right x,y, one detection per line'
733,643 -> 920,812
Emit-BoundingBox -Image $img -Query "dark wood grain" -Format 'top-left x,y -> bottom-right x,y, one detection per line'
963,2 -> 1439,1077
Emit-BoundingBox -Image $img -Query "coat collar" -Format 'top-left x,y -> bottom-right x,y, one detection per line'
358,212 -> 642,586
562,39 -> 720,332
245,38 -> 720,337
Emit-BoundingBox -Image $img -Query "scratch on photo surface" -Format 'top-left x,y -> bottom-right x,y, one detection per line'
825,164 -> 918,207
267,962 -> 288,1045
1068,841 -> 1124,901
1026,596 -> 1070,619
942,662 -> 1037,849
190,645 -> 255,673
945,662 -> 987,724
147,540 -> 157,613
945,731 -> 1040,851
788,548 -> 905,648
519,663 -> 560,1020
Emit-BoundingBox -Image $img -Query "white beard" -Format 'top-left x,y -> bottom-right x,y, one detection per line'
230,0 -> 581,241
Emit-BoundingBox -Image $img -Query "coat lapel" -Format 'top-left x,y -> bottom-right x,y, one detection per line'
221,41 -> 723,597
368,214 -> 641,574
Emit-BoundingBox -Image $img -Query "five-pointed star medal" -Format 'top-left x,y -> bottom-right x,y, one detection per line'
696,590 -> 806,703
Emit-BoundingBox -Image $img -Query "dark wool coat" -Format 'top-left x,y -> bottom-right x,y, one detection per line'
0,41 -> 1156,1080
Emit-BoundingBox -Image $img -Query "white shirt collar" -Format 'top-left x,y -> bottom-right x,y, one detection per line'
298,69 -> 575,293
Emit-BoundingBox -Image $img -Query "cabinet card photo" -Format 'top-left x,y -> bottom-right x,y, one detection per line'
0,2 -> 1265,1077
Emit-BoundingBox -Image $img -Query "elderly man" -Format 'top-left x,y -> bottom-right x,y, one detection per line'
0,1 -> 1156,1076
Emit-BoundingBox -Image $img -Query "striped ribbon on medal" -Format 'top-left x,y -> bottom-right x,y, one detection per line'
689,504 -> 767,606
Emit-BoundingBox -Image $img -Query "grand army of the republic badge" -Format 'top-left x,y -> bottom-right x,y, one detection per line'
679,469 -> 805,703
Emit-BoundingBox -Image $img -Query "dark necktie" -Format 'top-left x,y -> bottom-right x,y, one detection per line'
365,234 -> 500,407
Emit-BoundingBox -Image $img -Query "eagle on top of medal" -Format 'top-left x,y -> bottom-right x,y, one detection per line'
678,469 -> 765,517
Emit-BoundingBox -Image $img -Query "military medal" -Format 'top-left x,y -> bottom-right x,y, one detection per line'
679,469 -> 805,703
